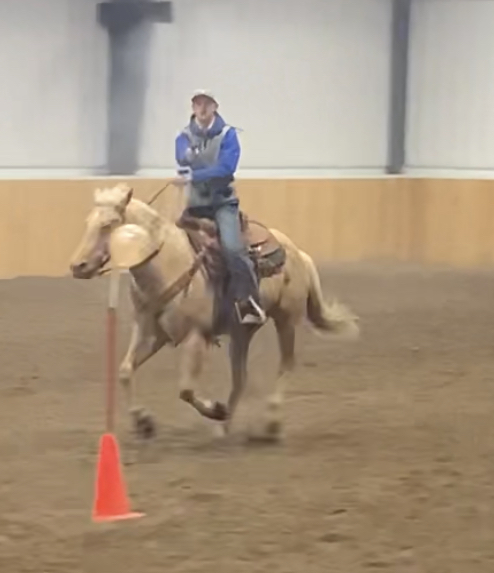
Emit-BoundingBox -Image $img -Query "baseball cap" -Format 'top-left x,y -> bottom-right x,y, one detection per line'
191,89 -> 218,104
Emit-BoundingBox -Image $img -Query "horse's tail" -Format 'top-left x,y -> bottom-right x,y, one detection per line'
299,250 -> 360,339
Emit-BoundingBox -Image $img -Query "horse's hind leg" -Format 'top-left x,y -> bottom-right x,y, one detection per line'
264,316 -> 295,439
119,313 -> 168,438
221,327 -> 255,436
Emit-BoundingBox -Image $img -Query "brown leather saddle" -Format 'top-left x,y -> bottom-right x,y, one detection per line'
176,211 -> 286,284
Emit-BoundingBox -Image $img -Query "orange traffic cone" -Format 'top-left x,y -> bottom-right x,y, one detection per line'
92,433 -> 144,522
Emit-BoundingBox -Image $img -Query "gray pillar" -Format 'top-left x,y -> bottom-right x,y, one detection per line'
97,1 -> 173,175
386,0 -> 411,174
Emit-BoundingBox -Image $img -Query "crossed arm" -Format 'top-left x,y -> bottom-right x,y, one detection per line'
175,128 -> 241,182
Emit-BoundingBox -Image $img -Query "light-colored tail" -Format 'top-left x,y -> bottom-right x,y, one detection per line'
300,250 -> 360,339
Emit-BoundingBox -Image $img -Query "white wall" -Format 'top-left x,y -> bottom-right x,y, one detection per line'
407,0 -> 494,171
8,0 -> 493,176
0,0 -> 107,172
140,0 -> 392,172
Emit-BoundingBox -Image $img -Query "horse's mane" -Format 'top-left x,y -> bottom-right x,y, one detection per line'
126,196 -> 195,262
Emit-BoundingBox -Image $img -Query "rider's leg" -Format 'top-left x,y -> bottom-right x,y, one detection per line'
214,201 -> 266,325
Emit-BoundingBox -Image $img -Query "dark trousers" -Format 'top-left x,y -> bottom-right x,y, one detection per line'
184,201 -> 260,304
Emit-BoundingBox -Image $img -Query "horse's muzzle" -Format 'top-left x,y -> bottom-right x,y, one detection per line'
70,254 -> 110,279
70,261 -> 94,279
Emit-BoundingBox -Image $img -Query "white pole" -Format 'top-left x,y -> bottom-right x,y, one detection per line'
108,267 -> 121,310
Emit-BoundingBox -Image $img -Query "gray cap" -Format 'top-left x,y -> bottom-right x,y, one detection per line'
191,89 -> 218,104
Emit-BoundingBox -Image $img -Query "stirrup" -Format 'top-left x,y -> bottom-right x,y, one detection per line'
235,296 -> 267,325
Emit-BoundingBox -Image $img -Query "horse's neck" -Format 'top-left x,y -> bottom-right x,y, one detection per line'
125,199 -> 194,295
124,199 -> 169,244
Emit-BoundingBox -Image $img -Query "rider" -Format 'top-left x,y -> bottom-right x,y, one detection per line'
173,89 -> 266,326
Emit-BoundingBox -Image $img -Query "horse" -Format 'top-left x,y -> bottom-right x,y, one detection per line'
69,182 -> 359,441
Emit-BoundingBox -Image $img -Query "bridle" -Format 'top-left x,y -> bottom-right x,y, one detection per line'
94,181 -> 208,311
96,181 -> 174,277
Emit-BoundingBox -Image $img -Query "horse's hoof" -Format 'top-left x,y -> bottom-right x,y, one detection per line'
179,388 -> 194,404
212,424 -> 228,439
246,416 -> 283,444
134,412 -> 156,439
264,418 -> 283,440
211,401 -> 229,421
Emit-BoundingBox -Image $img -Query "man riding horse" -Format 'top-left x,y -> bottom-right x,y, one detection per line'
173,90 -> 266,327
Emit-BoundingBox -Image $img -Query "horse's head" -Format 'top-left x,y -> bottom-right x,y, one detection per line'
70,183 -> 133,279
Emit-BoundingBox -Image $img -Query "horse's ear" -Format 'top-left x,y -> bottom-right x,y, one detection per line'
124,186 -> 133,205
116,183 -> 133,206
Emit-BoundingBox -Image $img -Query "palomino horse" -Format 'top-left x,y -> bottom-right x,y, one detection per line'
70,183 -> 359,440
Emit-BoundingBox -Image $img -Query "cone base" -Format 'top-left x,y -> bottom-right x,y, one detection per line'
92,511 -> 145,523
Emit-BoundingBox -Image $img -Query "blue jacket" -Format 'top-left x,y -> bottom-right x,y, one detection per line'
175,113 -> 241,184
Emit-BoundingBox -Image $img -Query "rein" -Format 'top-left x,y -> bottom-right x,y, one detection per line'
146,181 -> 173,206
139,245 -> 207,314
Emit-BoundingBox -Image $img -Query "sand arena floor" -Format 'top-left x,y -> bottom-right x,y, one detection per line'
0,263 -> 493,572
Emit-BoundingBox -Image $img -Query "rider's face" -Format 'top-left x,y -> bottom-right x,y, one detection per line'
192,96 -> 217,126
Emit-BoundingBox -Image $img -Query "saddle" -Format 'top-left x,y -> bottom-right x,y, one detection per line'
176,211 -> 286,284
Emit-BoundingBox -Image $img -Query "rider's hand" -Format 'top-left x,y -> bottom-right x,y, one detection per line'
172,176 -> 188,187
172,166 -> 192,187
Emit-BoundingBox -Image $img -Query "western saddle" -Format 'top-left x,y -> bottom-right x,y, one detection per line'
176,211 -> 286,285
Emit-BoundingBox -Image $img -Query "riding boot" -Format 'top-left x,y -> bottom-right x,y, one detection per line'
225,252 -> 266,326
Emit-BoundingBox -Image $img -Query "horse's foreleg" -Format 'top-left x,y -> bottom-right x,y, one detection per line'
119,315 -> 168,438
178,329 -> 229,422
